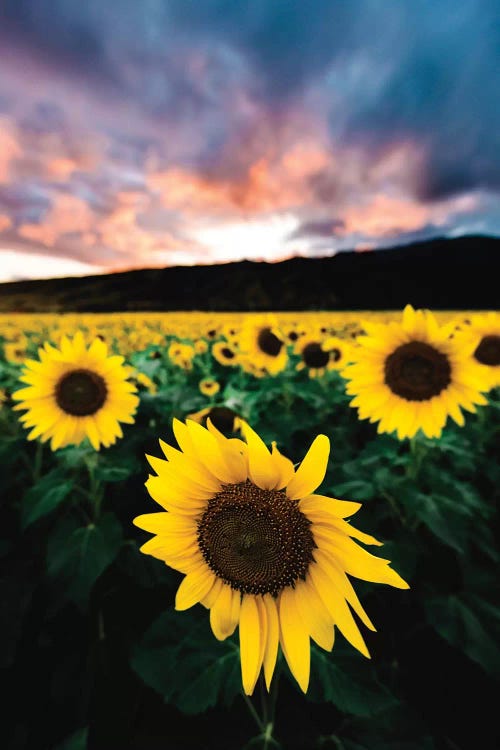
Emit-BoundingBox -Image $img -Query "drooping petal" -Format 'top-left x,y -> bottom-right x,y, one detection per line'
262,594 -> 280,691
239,594 -> 263,695
210,584 -> 235,640
279,586 -> 311,692
308,560 -> 370,659
294,578 -> 334,651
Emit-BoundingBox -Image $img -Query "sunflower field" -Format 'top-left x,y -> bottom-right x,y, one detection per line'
1,309 -> 499,750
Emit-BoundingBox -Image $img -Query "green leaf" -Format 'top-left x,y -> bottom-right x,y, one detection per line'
22,470 -> 74,528
131,607 -> 242,714
47,513 -> 123,607
425,595 -> 500,678
410,492 -> 465,553
307,646 -> 398,717
94,464 -> 133,482
53,727 -> 88,750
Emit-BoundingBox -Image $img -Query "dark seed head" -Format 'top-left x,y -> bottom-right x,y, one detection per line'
302,342 -> 329,369
205,406 -> 237,434
384,341 -> 451,401
197,480 -> 316,596
257,328 -> 283,357
474,335 -> 500,366
221,347 -> 235,360
55,368 -> 107,416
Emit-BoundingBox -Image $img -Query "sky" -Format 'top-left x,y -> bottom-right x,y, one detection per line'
0,0 -> 499,282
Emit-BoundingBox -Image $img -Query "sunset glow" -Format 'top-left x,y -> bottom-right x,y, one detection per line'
0,1 -> 498,281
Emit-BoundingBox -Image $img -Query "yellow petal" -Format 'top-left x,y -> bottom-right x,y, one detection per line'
271,442 -> 295,489
313,548 -> 376,632
175,566 -> 216,611
324,535 -> 409,589
239,594 -> 262,695
299,494 -> 362,518
279,586 -> 310,692
185,420 -> 236,483
313,519 -> 383,547
286,435 -> 330,500
133,512 -> 196,535
262,594 -> 280,691
241,422 -> 280,490
308,560 -> 370,658
200,577 -> 224,609
294,578 -> 334,651
210,584 -> 235,640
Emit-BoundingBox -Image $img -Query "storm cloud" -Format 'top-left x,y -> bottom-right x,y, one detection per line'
0,0 -> 498,280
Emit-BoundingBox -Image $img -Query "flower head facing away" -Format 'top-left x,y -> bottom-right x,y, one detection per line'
134,419 -> 408,695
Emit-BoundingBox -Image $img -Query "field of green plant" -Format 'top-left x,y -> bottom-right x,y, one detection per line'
1,309 -> 499,750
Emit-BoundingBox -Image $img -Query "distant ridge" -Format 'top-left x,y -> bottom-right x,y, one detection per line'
0,235 -> 498,312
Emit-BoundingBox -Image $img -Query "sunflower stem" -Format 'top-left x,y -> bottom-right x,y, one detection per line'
406,435 -> 426,481
85,457 -> 104,521
242,691 -> 265,733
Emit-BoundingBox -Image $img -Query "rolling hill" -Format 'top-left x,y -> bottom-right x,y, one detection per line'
0,234 -> 498,312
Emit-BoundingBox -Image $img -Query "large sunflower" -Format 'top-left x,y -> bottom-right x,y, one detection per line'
13,333 -> 139,450
342,305 -> 490,440
134,419 -> 408,695
455,312 -> 500,388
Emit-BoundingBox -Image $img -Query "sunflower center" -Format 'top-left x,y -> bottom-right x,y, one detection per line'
55,368 -> 107,416
257,328 -> 283,357
221,347 -> 235,359
207,406 -> 237,433
474,335 -> 500,366
197,480 -> 315,596
302,343 -> 329,368
384,341 -> 451,401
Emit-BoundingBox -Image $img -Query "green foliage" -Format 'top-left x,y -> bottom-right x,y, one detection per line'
425,595 -> 500,678
1,341 -> 499,749
22,469 -> 74,528
131,608 -> 242,713
46,513 -> 123,607
53,728 -> 88,750
308,647 -> 398,717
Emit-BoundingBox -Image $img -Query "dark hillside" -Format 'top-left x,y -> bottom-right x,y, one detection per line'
0,235 -> 498,311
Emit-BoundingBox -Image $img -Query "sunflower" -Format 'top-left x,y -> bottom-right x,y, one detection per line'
212,341 -> 239,367
238,314 -> 287,376
12,332 -> 139,450
168,342 -> 195,370
455,312 -> 500,388
188,406 -> 241,434
295,336 -> 352,378
342,305 -> 490,440
199,379 -> 220,397
134,419 -> 408,695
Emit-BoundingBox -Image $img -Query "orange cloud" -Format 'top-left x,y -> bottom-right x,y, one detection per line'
341,190 -> 480,238
95,191 -> 204,266
0,117 -> 22,182
0,214 -> 12,232
149,138 -> 331,217
18,194 -> 95,246
341,194 -> 431,237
